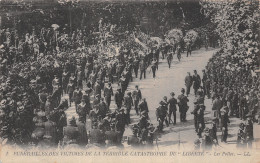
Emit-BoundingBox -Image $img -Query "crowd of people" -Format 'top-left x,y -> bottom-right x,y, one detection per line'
0,18 -> 195,149
0,15 -> 258,150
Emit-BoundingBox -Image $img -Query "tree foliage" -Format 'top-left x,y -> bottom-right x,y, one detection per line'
200,0 -> 259,66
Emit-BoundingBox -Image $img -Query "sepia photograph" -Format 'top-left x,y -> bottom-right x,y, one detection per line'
0,0 -> 259,162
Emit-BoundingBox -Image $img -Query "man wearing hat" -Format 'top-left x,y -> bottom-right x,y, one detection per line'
138,98 -> 149,117
116,107 -> 127,142
124,92 -> 133,124
202,127 -> 213,151
127,127 -> 140,147
150,58 -> 158,79
45,96 -> 54,117
63,116 -> 79,145
94,80 -> 101,97
220,105 -> 230,143
156,101 -> 168,132
67,79 -> 75,107
36,115 -> 57,146
77,116 -> 88,147
114,88 -> 124,109
73,87 -> 82,110
192,70 -> 201,96
76,99 -> 88,123
178,88 -> 189,122
119,74 -> 127,94
139,59 -> 147,80
168,92 -> 177,124
39,88 -> 48,110
245,113 -> 254,148
184,72 -> 193,96
105,123 -> 120,147
132,85 -> 142,115
88,122 -> 105,146
133,56 -> 140,78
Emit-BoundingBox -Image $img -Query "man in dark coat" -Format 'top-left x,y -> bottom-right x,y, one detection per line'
105,123 -> 120,147
132,85 -> 142,115
72,87 -> 82,110
168,92 -> 177,124
76,99 -> 87,123
193,70 -> 201,96
77,117 -> 88,147
139,98 -> 149,115
139,60 -> 146,80
67,79 -> 75,107
104,82 -> 113,108
133,57 -> 139,78
124,92 -> 133,124
63,116 -> 79,146
156,101 -> 168,132
89,122 -> 105,146
115,108 -> 127,142
245,114 -> 254,148
114,88 -> 124,109
93,80 -> 101,97
185,72 -> 193,96
178,88 -> 189,122
220,106 -> 230,143
35,115 -> 57,146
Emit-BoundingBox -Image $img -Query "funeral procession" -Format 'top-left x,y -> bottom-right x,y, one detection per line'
0,0 -> 259,151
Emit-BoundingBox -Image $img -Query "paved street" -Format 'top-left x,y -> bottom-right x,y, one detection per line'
64,47 -> 259,150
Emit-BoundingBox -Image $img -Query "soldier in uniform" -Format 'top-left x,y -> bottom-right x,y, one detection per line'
104,82 -> 113,108
178,88 -> 189,122
132,85 -> 142,115
185,72 -> 193,96
168,92 -> 177,124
